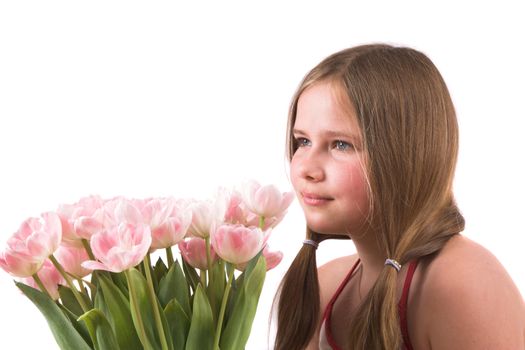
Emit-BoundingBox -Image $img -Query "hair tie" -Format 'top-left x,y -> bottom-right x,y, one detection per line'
303,239 -> 319,249
384,258 -> 402,272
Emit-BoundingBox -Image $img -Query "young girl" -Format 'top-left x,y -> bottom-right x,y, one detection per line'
274,44 -> 525,349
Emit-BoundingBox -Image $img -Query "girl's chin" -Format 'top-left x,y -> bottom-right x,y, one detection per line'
306,223 -> 348,236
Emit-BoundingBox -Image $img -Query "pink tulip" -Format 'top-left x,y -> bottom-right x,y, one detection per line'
179,238 -> 217,270
261,245 -> 283,270
237,245 -> 283,271
74,216 -> 105,241
243,211 -> 287,230
54,245 -> 91,278
57,195 -> 106,243
56,203 -> 83,247
187,198 -> 226,239
223,189 -> 260,226
111,197 -> 143,225
240,180 -> 294,219
81,222 -> 152,273
0,212 -> 62,277
22,260 -> 65,300
210,223 -> 270,265
224,190 -> 246,224
142,198 -> 192,250
0,249 -> 42,278
71,196 -> 143,241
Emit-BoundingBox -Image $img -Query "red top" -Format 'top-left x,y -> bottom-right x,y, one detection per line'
322,259 -> 419,350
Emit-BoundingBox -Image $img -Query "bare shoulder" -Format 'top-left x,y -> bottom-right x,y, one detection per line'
421,234 -> 525,349
317,254 -> 359,309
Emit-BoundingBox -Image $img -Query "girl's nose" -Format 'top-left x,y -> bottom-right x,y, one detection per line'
299,153 -> 325,182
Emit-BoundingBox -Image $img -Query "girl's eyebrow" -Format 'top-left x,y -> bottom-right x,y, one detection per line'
292,128 -> 307,136
293,128 -> 360,140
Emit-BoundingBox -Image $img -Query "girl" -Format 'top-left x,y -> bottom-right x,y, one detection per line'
274,44 -> 525,349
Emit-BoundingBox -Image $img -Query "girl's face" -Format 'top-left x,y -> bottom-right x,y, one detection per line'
290,81 -> 370,236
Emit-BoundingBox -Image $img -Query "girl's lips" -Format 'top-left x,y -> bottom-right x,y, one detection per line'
301,192 -> 333,206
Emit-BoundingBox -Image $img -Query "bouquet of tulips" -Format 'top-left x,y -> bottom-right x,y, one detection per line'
0,180 -> 293,350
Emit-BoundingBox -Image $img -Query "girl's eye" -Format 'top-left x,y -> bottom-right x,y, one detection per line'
295,137 -> 311,147
334,140 -> 353,151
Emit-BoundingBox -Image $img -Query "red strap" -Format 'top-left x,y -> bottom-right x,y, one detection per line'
399,260 -> 419,350
322,259 -> 361,350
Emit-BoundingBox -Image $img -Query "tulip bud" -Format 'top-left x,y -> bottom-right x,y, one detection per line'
240,180 -> 294,219
0,212 -> 62,277
82,223 -> 152,273
179,238 -> 217,270
211,223 -> 270,265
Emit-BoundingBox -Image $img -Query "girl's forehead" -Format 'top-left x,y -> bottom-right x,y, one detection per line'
295,81 -> 360,135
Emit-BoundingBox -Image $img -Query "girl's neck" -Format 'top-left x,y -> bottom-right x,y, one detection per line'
350,229 -> 385,290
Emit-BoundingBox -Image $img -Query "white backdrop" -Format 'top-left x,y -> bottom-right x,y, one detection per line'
1,1 -> 523,349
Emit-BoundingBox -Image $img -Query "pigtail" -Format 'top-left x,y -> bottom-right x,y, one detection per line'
274,248 -> 318,350
352,268 -> 401,349
273,230 -> 347,350
349,199 -> 465,349
273,233 -> 319,350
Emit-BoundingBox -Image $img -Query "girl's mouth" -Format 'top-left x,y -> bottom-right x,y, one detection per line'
301,192 -> 334,206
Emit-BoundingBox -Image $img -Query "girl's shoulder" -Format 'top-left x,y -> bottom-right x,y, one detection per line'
316,254 -> 359,320
417,234 -> 525,348
304,254 -> 359,350
317,254 -> 359,304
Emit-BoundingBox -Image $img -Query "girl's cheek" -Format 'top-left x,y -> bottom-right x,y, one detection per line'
290,154 -> 301,183
341,163 -> 369,201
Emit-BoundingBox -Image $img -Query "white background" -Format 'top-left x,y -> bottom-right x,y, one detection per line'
1,1 -> 524,349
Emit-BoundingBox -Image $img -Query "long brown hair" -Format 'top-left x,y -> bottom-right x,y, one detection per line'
274,44 -> 465,349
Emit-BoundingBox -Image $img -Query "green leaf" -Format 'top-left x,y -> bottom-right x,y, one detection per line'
126,268 -> 161,350
88,272 -> 100,301
164,299 -> 190,350
78,309 -> 120,350
15,282 -> 92,350
181,257 -> 200,294
158,260 -> 191,316
126,267 -> 174,350
94,285 -> 109,317
58,285 -> 84,316
209,260 -> 226,322
110,271 -> 129,296
97,274 -> 142,350
154,256 -> 169,285
219,256 -> 266,350
238,249 -> 263,284
58,285 -> 91,317
185,284 -> 214,350
59,303 -> 93,347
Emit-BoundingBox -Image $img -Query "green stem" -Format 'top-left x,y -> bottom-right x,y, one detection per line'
77,278 -> 88,296
205,236 -> 216,315
213,264 -> 235,350
165,247 -> 174,268
200,270 -> 206,286
125,269 -> 155,350
259,215 -> 265,229
147,253 -> 160,292
205,236 -> 213,284
32,273 -> 51,299
82,278 -> 97,300
49,255 -> 90,313
143,254 -> 169,350
81,239 -> 96,260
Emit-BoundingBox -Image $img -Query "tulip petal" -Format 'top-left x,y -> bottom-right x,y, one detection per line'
82,260 -> 115,272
